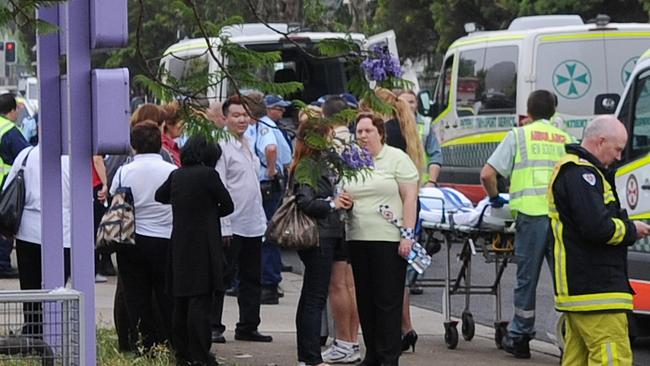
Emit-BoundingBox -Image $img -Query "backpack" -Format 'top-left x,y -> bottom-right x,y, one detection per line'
96,169 -> 135,253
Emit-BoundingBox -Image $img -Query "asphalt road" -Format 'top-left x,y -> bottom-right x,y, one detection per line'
283,244 -> 649,365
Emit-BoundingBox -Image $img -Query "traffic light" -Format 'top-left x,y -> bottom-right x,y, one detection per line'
5,41 -> 16,64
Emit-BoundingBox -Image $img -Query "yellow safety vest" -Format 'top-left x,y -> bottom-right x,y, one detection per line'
0,116 -> 15,179
548,154 -> 633,312
508,120 -> 570,216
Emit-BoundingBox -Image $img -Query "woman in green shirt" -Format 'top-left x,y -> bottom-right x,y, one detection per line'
344,113 -> 419,366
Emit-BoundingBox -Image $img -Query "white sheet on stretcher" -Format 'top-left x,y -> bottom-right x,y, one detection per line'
419,187 -> 513,231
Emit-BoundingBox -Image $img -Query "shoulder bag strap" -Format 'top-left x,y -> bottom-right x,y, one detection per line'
19,147 -> 36,171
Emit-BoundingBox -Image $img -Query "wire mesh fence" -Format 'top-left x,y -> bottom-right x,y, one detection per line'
0,289 -> 83,366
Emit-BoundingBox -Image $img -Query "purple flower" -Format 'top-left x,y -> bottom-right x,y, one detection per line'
341,144 -> 374,170
361,46 -> 402,82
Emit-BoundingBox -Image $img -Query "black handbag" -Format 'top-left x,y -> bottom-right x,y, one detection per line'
0,147 -> 35,238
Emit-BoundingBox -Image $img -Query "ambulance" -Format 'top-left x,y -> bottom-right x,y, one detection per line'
418,14 -> 650,203
160,24 -> 403,104
614,47 -> 650,340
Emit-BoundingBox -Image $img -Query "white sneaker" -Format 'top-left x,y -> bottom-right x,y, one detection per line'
95,274 -> 107,283
321,340 -> 361,364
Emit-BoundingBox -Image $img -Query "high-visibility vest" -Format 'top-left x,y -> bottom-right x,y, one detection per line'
0,116 -> 15,179
508,120 -> 570,216
417,119 -> 429,182
548,154 -> 633,312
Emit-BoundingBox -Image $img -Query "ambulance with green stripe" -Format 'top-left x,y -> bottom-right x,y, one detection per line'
418,14 -> 650,203
614,47 -> 650,340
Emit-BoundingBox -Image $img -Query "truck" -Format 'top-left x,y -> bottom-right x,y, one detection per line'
614,47 -> 650,341
418,14 -> 650,203
159,24 -> 405,105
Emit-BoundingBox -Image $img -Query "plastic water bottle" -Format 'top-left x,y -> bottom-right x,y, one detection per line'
335,186 -> 349,222
406,242 -> 432,274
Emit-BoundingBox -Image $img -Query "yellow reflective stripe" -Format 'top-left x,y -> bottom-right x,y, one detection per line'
553,219 -> 569,296
555,292 -> 634,311
441,131 -> 508,147
607,219 -> 626,245
604,191 -> 616,204
616,153 -> 650,177
630,212 -> 650,220
449,34 -> 525,49
541,31 -> 650,42
163,40 -> 215,56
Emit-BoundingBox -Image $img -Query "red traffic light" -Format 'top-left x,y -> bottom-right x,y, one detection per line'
5,42 -> 13,50
5,41 -> 16,64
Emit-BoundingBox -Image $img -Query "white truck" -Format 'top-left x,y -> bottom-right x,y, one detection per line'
418,14 -> 650,202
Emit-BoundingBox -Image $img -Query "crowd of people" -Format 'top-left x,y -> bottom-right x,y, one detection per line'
2,83 -> 638,366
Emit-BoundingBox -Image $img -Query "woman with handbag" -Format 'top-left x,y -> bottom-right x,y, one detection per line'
343,113 -> 419,366
289,120 -> 353,366
109,121 -> 177,353
155,134 -> 234,366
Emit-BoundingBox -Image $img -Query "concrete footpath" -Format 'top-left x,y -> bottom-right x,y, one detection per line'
2,273 -> 561,365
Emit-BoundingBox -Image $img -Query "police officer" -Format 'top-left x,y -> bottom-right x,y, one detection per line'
480,90 -> 570,358
253,95 -> 293,305
549,116 -> 650,365
0,93 -> 30,278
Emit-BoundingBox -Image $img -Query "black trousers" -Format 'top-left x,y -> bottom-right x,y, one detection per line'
116,234 -> 173,349
15,240 -> 70,337
173,294 -> 215,365
296,238 -> 335,364
348,241 -> 406,365
213,235 -> 262,333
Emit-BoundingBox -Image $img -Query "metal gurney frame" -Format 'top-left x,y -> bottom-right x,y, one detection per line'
418,204 -> 515,350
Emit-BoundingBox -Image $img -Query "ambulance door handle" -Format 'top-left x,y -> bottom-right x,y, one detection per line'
641,184 -> 650,190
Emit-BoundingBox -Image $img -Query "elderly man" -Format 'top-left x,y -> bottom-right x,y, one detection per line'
548,116 -> 650,365
213,96 -> 273,343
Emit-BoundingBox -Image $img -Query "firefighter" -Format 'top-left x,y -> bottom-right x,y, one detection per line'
480,90 -> 571,358
548,115 -> 650,365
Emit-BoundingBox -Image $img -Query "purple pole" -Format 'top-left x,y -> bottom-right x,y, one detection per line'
66,0 -> 96,363
36,4 -> 64,290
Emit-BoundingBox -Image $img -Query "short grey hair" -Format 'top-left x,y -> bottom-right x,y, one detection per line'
582,115 -> 619,140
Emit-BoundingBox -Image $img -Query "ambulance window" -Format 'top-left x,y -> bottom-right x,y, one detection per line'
479,46 -> 517,114
631,70 -> 650,157
456,49 -> 485,115
437,56 -> 453,111
164,54 -> 209,98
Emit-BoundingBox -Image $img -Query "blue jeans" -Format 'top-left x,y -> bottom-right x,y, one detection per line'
296,238 -> 335,364
0,236 -> 12,270
507,213 -> 553,340
261,187 -> 282,286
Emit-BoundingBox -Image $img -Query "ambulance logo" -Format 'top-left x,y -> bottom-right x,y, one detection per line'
553,60 -> 591,100
627,174 -> 639,210
582,173 -> 596,186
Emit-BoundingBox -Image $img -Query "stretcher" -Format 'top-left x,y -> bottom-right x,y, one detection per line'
417,190 -> 516,350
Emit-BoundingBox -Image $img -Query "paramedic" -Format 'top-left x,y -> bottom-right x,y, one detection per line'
479,89 -> 571,358
549,115 -> 650,365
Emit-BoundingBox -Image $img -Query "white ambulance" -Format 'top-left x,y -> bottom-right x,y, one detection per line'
418,14 -> 650,202
614,47 -> 650,340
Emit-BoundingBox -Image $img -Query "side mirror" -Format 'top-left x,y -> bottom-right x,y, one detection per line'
418,90 -> 436,117
594,93 -> 620,114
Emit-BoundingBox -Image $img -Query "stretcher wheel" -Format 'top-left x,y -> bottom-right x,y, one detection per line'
461,311 -> 475,341
494,321 -> 508,349
444,322 -> 459,349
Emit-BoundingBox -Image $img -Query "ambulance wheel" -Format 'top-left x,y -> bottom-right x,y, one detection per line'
444,323 -> 459,349
461,311 -> 475,341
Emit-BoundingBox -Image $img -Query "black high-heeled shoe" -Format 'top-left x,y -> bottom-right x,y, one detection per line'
401,330 -> 418,352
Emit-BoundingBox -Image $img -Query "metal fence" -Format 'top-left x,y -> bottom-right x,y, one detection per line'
0,289 -> 84,366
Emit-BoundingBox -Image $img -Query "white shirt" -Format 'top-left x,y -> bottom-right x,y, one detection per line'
216,135 -> 267,237
110,154 -> 176,239
3,145 -> 72,247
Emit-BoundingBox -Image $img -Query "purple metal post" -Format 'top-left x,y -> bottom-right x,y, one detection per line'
66,0 -> 96,363
36,4 -> 64,290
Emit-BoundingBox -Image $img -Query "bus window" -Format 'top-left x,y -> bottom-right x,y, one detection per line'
631,69 -> 650,159
456,48 -> 485,115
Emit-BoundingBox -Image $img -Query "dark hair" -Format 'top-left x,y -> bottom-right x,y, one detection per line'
180,135 -> 222,167
322,96 -> 349,118
0,93 -> 17,115
527,90 -> 556,120
355,113 -> 386,144
289,120 -> 332,175
222,95 -> 244,116
131,103 -> 164,126
130,120 -> 162,154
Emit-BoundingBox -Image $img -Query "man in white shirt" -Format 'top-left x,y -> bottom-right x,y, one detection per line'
213,96 -> 273,343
